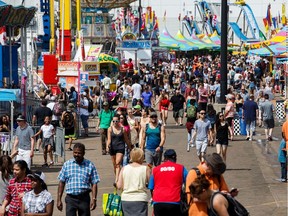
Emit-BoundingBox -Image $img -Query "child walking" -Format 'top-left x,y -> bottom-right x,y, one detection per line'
278,139 -> 287,182
33,116 -> 55,167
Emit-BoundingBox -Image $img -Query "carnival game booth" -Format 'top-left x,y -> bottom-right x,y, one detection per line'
55,45 -> 120,92
0,89 -> 20,154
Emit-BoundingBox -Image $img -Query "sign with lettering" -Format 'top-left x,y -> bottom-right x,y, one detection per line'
122,40 -> 152,49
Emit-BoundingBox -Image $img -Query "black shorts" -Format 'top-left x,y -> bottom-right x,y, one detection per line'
226,117 -> 233,127
263,119 -> 274,129
65,127 -> 75,136
109,148 -> 125,156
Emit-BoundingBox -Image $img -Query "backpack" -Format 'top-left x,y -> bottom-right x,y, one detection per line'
211,191 -> 249,216
62,111 -> 74,129
180,168 -> 201,216
53,102 -> 64,116
88,98 -> 94,113
187,106 -> 196,119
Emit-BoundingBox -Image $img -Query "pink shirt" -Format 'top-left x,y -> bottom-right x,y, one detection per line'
225,101 -> 235,118
198,88 -> 208,103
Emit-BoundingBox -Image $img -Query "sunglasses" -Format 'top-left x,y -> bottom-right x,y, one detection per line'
150,116 -> 157,118
120,117 -> 124,119
219,115 -> 224,117
200,113 -> 206,115
113,120 -> 119,123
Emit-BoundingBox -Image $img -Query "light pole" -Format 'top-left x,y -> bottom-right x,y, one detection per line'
220,0 -> 228,103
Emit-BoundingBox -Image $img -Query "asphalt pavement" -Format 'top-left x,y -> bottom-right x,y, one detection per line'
31,111 -> 287,216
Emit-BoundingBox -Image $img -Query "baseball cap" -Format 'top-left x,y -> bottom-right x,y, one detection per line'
134,105 -> 141,109
27,171 -> 46,182
225,94 -> 235,99
164,149 -> 177,160
82,92 -> 87,96
16,115 -> 26,121
103,101 -> 109,106
150,112 -> 158,118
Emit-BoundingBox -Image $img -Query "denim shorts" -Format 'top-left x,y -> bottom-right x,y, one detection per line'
80,114 -> 89,129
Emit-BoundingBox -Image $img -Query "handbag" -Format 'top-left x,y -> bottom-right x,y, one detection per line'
102,188 -> 123,216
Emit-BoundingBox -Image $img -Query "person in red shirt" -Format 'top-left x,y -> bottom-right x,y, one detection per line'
148,149 -> 188,216
0,160 -> 32,216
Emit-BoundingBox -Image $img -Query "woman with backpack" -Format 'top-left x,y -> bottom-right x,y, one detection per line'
189,174 -> 248,216
61,103 -> 77,151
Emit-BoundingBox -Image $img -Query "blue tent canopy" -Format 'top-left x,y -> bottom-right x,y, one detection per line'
0,89 -> 19,101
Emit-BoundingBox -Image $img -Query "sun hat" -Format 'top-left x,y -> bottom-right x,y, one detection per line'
204,153 -> 226,175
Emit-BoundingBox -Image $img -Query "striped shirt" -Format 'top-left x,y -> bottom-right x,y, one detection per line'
23,190 -> 53,213
5,177 -> 32,215
58,158 -> 100,195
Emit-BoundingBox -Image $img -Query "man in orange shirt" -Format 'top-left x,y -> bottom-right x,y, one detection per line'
185,153 -> 229,216
282,118 -> 288,151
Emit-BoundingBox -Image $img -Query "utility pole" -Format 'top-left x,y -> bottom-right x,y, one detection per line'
220,0 -> 228,103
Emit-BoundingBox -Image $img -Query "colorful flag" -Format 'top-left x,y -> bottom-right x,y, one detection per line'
266,4 -> 272,27
282,3 -> 286,25
0,26 -> 6,45
153,17 -> 159,30
263,18 -> 269,32
272,17 -> 277,29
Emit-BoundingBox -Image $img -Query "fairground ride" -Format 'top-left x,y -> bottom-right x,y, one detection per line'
182,0 -> 265,44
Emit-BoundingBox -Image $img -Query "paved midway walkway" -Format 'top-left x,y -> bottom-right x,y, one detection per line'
32,112 -> 287,216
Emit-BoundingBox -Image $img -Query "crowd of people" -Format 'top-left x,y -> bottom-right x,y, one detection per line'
0,53 -> 287,216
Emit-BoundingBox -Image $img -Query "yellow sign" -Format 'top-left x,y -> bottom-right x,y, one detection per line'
98,54 -> 120,65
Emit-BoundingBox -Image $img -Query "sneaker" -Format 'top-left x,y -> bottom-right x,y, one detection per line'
190,144 -> 195,148
48,161 -> 54,167
246,137 -> 250,141
102,151 -> 107,155
68,147 -> 72,151
281,179 -> 287,182
42,163 -> 48,167
35,149 -> 39,153
179,123 -> 183,126
268,136 -> 273,141
249,137 -> 253,141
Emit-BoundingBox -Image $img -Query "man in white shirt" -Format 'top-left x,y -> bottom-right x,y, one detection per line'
47,96 -> 60,127
102,74 -> 112,91
79,92 -> 89,137
131,80 -> 142,106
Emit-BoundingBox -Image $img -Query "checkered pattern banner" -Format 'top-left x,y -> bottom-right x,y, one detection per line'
276,101 -> 285,120
233,119 -> 241,135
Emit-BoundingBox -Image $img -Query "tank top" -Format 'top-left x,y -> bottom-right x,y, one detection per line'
111,127 -> 125,150
146,123 -> 161,151
121,165 -> 148,202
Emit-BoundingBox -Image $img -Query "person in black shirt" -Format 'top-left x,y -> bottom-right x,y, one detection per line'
170,90 -> 186,126
32,99 -> 53,152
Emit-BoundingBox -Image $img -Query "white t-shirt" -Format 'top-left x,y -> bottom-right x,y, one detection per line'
40,124 -> 54,138
80,97 -> 89,116
47,102 -> 59,121
102,77 -> 111,90
131,83 -> 142,99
